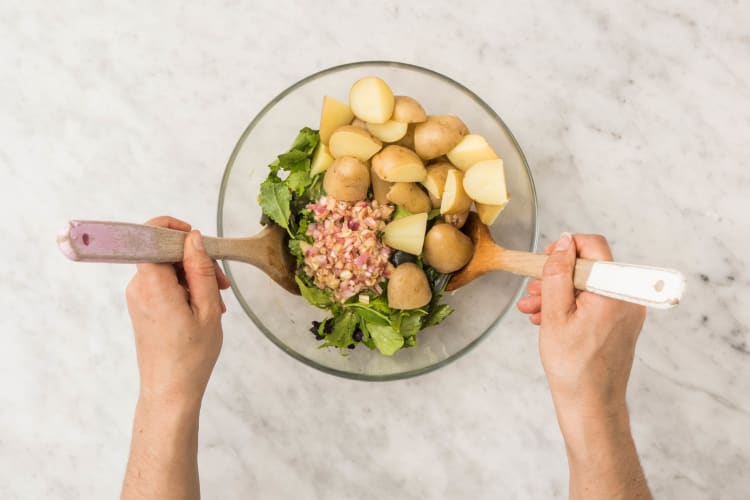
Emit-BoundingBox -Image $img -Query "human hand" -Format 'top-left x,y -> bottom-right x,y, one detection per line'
125,216 -> 230,408
516,233 -> 646,420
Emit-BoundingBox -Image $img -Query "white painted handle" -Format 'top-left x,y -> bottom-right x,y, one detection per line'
584,261 -> 685,309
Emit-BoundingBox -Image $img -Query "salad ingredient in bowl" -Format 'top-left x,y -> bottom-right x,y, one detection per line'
256,75 -> 510,357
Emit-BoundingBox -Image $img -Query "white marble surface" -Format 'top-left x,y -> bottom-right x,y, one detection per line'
2,1 -> 749,498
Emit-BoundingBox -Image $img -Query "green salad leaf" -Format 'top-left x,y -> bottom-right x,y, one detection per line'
258,177 -> 292,232
295,276 -> 333,309
368,324 -> 404,356
321,309 -> 358,349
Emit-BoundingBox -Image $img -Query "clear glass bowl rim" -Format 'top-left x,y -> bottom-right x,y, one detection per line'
217,60 -> 539,381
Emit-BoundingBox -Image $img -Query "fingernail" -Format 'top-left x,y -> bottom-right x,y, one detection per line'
555,232 -> 572,251
191,230 -> 204,250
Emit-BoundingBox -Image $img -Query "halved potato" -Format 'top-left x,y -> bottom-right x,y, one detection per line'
349,77 -> 395,124
323,157 -> 370,201
319,96 -> 354,144
386,182 -> 432,214
387,263 -> 431,310
371,168 -> 392,206
328,125 -> 382,161
443,211 -> 469,229
462,158 -> 509,205
366,120 -> 408,142
371,145 -> 426,182
440,169 -> 472,214
447,134 -> 498,171
475,201 -> 509,225
392,96 -> 427,123
310,143 -> 335,177
414,115 -> 468,160
423,223 -> 474,273
420,162 -> 455,200
382,212 -> 428,255
395,123 -> 416,149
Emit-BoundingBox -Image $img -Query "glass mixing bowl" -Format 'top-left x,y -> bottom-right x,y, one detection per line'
218,61 -> 537,380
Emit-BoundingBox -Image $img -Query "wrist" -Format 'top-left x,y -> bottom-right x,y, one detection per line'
553,399 -> 632,461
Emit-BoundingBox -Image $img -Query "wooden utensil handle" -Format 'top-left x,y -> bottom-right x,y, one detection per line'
500,250 -> 684,309
57,220 -> 230,263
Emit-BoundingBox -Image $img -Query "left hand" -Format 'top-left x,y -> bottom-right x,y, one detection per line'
125,216 -> 231,408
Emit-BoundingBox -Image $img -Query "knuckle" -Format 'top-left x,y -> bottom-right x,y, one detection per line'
543,258 -> 573,277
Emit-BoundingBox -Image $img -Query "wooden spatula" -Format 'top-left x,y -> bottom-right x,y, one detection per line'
447,213 -> 684,309
57,220 -> 300,294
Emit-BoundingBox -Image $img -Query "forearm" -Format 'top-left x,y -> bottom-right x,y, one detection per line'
555,403 -> 651,500
121,397 -> 201,500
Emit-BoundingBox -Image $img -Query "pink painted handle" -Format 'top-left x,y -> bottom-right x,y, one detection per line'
57,220 -> 187,263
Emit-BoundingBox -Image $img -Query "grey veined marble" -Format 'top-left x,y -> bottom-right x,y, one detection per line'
1,1 -> 748,499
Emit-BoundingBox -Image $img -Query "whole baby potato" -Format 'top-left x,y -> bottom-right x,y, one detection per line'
387,262 -> 432,310
414,115 -> 469,160
323,156 -> 371,201
423,223 -> 474,273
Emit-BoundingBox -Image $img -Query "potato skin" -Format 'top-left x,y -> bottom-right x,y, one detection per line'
386,182 -> 432,214
414,115 -> 469,160
423,223 -> 474,273
443,211 -> 469,229
323,157 -> 371,201
371,168 -> 392,206
392,96 -> 427,123
387,262 -> 432,310
371,145 -> 426,183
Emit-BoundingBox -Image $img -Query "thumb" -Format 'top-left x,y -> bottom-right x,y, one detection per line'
183,230 -> 221,320
541,232 -> 577,324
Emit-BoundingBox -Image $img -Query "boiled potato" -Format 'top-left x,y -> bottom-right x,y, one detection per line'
328,125 -> 382,161
447,134 -> 498,171
382,212 -> 428,255
392,96 -> 427,123
371,145 -> 426,182
429,193 -> 441,209
319,96 -> 354,144
414,115 -> 468,160
395,123 -> 416,149
371,168 -> 392,206
475,201 -> 509,225
387,262 -> 431,310
443,211 -> 469,229
423,223 -> 474,273
310,143 -> 334,177
420,162 -> 455,200
349,77 -> 395,124
462,158 -> 509,205
440,169 -> 472,214
366,120 -> 408,142
323,157 -> 370,201
386,182 -> 432,214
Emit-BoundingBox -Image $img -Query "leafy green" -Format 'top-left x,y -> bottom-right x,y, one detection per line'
258,178 -> 292,232
423,304 -> 453,328
427,208 -> 441,220
321,309 -> 358,349
368,324 -> 404,356
392,205 -> 412,220
295,276 -> 333,309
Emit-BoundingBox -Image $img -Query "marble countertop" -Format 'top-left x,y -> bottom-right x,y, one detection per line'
2,1 -> 748,498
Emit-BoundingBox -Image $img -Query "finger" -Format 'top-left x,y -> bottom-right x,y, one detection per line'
541,232 -> 577,324
183,230 -> 222,321
214,262 -> 231,290
544,242 -> 555,255
517,295 -> 542,314
144,216 -> 192,232
530,313 -> 541,325
572,234 -> 613,261
136,217 -> 192,278
526,280 -> 542,296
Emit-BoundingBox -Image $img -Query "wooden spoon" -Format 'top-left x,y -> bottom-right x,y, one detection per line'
447,213 -> 684,309
57,220 -> 300,294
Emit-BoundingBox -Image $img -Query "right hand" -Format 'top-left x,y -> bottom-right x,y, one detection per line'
516,233 -> 647,420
